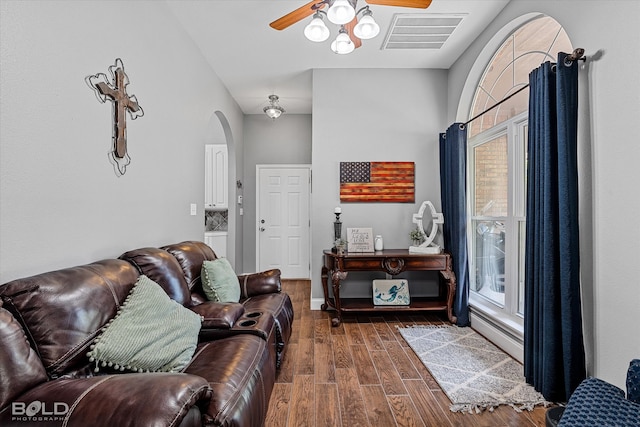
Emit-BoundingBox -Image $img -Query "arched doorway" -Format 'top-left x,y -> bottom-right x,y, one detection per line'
203,111 -> 238,270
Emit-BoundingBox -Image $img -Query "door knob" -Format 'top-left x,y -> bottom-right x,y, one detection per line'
260,227 -> 265,232
260,219 -> 265,223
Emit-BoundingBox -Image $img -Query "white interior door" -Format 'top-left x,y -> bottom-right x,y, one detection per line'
257,165 -> 311,278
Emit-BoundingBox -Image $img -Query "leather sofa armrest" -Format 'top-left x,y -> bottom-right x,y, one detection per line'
190,302 -> 244,330
0,373 -> 211,427
237,269 -> 282,299
0,304 -> 48,411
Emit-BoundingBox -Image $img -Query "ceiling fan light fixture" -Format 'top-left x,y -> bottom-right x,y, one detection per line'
330,29 -> 355,54
272,0 -> 435,55
353,9 -> 380,40
263,95 -> 285,119
327,0 -> 356,25
304,12 -> 330,42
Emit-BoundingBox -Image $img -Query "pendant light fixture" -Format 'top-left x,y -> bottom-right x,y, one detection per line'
263,95 -> 285,120
330,27 -> 355,54
304,11 -> 330,42
353,7 -> 380,40
327,0 -> 356,25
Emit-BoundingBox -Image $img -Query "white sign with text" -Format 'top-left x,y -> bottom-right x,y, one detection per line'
347,228 -> 374,252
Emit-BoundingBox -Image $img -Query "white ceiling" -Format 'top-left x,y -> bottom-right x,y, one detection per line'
166,0 -> 510,115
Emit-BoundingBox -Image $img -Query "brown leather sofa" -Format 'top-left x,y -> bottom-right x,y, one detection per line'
0,241 -> 294,427
120,241 -> 294,369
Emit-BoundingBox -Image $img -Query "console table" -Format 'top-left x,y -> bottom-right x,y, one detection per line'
321,249 -> 457,326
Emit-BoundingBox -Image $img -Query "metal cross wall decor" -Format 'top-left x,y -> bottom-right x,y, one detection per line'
87,58 -> 144,176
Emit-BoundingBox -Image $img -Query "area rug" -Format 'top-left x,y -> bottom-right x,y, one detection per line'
398,325 -> 549,413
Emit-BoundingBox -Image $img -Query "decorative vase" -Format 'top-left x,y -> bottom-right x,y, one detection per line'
374,235 -> 384,251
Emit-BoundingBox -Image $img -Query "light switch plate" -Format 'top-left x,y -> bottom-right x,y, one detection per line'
190,203 -> 197,215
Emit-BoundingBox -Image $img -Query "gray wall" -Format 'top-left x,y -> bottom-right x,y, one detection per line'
242,114 -> 312,273
2,0 -> 638,393
311,68 -> 448,300
0,0 -> 244,281
447,0 -> 640,389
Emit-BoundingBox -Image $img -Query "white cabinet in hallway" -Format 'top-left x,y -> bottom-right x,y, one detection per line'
204,231 -> 227,258
205,144 -> 228,209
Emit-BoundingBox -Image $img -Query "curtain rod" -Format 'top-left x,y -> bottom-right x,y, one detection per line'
460,48 -> 585,129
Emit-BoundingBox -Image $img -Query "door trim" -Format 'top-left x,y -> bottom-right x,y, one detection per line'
256,164 -> 312,279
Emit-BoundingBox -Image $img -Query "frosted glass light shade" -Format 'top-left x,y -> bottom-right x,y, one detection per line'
330,31 -> 355,54
264,107 -> 283,119
327,0 -> 355,25
304,15 -> 330,42
353,14 -> 380,40
263,95 -> 285,119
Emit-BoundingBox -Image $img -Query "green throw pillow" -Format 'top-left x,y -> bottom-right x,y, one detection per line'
87,275 -> 202,373
201,258 -> 241,303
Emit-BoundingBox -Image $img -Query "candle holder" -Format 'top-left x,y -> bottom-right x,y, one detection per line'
334,213 -> 342,242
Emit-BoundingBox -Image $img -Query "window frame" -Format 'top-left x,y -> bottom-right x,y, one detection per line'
467,111 -> 528,335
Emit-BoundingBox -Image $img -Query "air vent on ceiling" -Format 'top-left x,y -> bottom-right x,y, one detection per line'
382,14 -> 465,50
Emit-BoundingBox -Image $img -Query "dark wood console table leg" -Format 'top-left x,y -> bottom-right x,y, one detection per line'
320,266 -> 347,326
320,266 -> 332,312
329,270 -> 347,326
439,268 -> 457,324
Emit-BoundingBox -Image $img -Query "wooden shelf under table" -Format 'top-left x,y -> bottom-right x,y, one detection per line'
330,297 -> 449,312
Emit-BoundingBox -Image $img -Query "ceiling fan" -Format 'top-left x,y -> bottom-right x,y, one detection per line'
270,0 -> 433,54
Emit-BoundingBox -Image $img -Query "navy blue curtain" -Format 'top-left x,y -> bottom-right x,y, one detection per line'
524,52 -> 586,402
439,124 -> 470,327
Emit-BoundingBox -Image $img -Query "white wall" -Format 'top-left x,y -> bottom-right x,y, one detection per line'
242,114 -> 312,273
311,68 -> 448,302
0,0 -> 244,282
448,0 -> 640,389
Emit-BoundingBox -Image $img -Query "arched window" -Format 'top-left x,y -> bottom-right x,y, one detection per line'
469,17 -> 572,137
467,16 -> 572,331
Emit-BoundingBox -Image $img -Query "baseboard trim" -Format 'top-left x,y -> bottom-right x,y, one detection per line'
310,297 -> 324,311
309,297 -> 524,361
470,308 -> 524,363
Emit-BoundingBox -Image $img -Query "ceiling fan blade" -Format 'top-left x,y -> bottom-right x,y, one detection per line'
345,18 -> 362,49
365,0 -> 432,8
269,0 -> 326,31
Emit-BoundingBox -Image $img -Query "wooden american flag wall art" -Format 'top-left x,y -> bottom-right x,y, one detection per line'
339,162 -> 415,203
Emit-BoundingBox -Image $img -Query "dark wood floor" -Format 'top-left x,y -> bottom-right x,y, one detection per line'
265,279 -> 548,427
